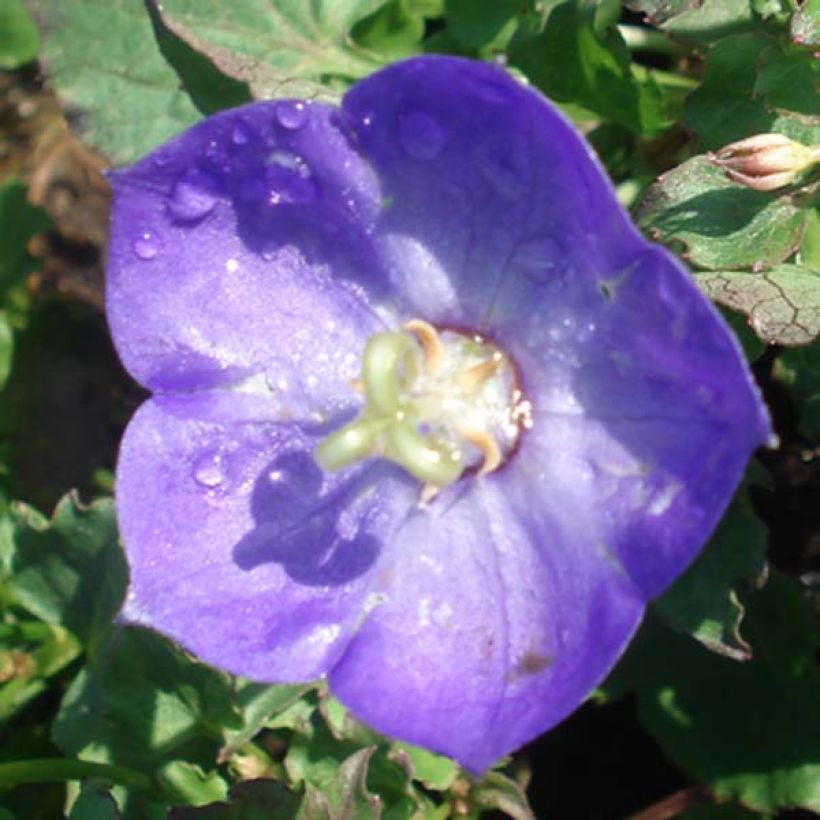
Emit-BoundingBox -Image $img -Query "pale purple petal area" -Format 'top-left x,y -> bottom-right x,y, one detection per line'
106,101 -> 390,419
117,395 -> 415,682
329,469 -> 645,772
341,57 -> 638,329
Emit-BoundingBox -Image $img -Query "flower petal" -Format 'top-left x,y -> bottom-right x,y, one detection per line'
329,476 -> 645,772
117,395 -> 414,682
342,56 -> 636,328
106,101 -> 389,419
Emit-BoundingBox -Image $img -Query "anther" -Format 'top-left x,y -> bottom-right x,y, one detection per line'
460,428 -> 503,475
404,319 -> 444,373
457,354 -> 504,391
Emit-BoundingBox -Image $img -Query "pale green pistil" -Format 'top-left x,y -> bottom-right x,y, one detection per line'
315,320 -> 531,496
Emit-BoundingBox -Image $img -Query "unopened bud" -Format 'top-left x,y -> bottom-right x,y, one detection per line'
711,133 -> 820,192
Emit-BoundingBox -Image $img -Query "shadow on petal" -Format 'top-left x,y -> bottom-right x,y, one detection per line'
233,448 -> 383,587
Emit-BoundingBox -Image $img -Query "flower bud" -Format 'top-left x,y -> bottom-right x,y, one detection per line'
711,133 -> 820,192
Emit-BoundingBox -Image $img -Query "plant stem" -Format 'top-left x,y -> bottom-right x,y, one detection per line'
618,24 -> 686,56
632,63 -> 698,90
0,758 -> 153,791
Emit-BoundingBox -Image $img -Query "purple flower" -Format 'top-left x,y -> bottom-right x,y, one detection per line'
107,56 -> 771,771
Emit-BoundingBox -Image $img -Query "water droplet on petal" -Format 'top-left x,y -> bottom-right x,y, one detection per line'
231,121 -> 251,145
276,101 -> 307,130
515,236 -> 561,282
167,169 -> 219,223
265,151 -> 318,204
398,110 -> 445,160
192,450 -> 227,488
131,229 -> 161,260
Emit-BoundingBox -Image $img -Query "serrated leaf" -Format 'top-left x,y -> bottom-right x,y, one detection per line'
296,748 -> 381,820
695,265 -> 820,346
653,485 -> 767,660
791,0 -> 820,48
637,155 -> 807,270
607,573 -> 820,814
169,779 -> 301,820
158,0 -> 386,89
147,1 -> 335,105
389,744 -> 458,792
508,1 -> 670,135
52,626 -> 242,770
27,0 -> 204,165
470,772 -> 535,820
660,0 -> 755,43
0,0 -> 38,68
7,494 -> 126,648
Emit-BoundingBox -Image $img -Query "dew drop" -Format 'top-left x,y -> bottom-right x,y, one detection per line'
192,450 -> 227,489
398,110 -> 445,160
131,229 -> 160,260
167,169 -> 219,223
231,121 -> 251,145
276,101 -> 307,130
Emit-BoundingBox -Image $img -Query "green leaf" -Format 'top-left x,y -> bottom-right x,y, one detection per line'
0,313 -> 12,391
389,744 -> 458,792
0,622 -> 82,721
508,1 -> 669,135
220,680 -> 316,761
68,781 -> 122,820
791,0 -> 820,48
296,748 -> 381,820
0,179 -> 48,311
353,0 -> 426,59
27,0 -> 204,164
653,485 -> 768,660
52,627 -> 242,771
607,573 -> 820,814
6,494 -> 126,648
445,0 -> 537,51
0,0 -> 38,68
772,342 -> 820,439
470,771 -> 535,820
695,265 -> 820,346
684,35 -> 774,151
146,1 -> 336,105
623,0 -> 702,25
157,761 -> 229,807
754,43 -> 820,128
157,0 -> 386,87
660,0 -> 756,44
637,155 -> 807,270
169,779 -> 301,820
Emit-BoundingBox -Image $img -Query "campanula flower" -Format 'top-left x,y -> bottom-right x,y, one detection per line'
107,57 -> 772,772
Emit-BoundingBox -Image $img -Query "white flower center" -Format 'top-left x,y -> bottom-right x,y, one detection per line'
315,319 -> 532,500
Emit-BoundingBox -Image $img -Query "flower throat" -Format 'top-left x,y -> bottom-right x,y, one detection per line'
315,320 -> 532,501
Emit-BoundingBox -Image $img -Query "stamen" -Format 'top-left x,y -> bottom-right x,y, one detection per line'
461,428 -> 503,475
456,353 -> 504,390
404,319 -> 444,373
